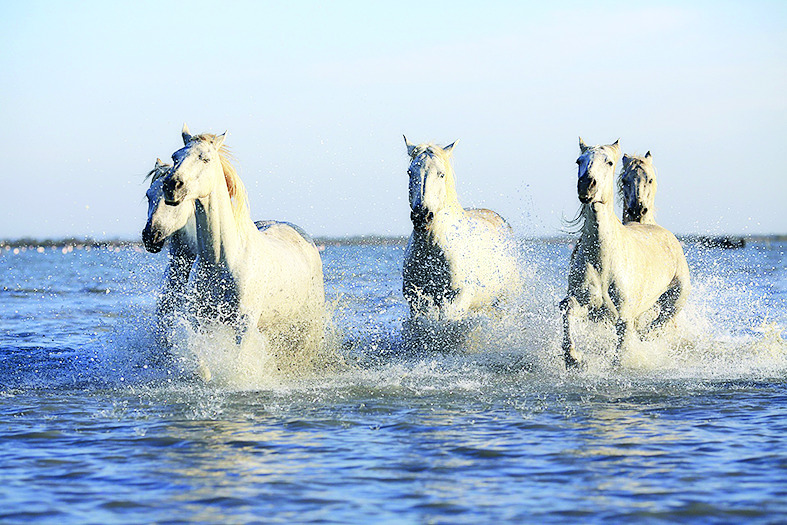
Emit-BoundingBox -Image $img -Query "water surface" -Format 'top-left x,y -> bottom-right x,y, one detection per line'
1,240 -> 786,523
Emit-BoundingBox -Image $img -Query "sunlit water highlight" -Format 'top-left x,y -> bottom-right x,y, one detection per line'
1,240 -> 786,522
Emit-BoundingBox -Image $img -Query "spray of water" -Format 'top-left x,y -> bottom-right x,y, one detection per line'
97,241 -> 786,395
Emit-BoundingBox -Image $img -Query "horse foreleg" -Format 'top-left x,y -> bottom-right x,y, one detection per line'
234,312 -> 251,346
561,297 -> 584,369
442,287 -> 472,322
614,318 -> 634,367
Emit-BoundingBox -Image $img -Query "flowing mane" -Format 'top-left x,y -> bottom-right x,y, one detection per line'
145,160 -> 171,182
190,133 -> 250,225
562,204 -> 588,234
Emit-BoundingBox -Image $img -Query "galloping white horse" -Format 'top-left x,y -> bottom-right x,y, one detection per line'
619,151 -> 657,225
158,125 -> 325,351
402,137 -> 520,323
142,158 -> 198,334
561,138 -> 690,368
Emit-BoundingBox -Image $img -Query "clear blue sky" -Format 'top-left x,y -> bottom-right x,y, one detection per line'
1,1 -> 784,239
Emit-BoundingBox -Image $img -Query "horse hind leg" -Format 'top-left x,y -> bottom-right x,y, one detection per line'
646,279 -> 688,335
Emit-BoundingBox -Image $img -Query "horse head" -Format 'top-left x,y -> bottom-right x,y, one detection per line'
620,151 -> 657,224
403,136 -> 458,231
576,137 -> 620,206
162,124 -> 227,206
142,158 -> 194,253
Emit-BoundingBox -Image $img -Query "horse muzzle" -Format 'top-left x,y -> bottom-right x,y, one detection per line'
627,203 -> 647,222
142,226 -> 165,253
577,177 -> 596,204
410,207 -> 434,230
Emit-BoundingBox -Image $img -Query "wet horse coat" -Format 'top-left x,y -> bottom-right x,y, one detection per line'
142,159 -> 198,336
159,125 -> 325,357
561,139 -> 690,368
402,137 -> 520,323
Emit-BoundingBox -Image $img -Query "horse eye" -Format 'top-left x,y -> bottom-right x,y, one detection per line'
407,169 -> 413,176
576,159 -> 581,165
438,172 -> 445,178
607,160 -> 614,166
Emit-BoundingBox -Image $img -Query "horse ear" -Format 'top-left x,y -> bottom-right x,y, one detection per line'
182,123 -> 192,145
214,131 -> 227,149
443,140 -> 458,154
621,154 -> 630,167
611,139 -> 620,150
579,137 -> 589,153
404,135 -> 416,157
155,158 -> 165,168
644,150 -> 652,161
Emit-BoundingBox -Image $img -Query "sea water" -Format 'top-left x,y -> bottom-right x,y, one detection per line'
1,239 -> 786,523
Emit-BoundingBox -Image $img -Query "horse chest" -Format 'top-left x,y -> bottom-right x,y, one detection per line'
191,260 -> 241,322
403,233 -> 456,309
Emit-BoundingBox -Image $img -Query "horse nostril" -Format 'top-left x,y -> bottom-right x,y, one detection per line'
641,207 -> 648,215
410,207 -> 433,229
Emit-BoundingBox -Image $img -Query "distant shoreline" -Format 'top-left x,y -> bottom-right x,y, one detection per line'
1,234 -> 785,250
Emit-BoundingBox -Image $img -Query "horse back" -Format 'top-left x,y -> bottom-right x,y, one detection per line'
619,222 -> 690,309
623,223 -> 686,263
255,220 -> 315,246
465,208 -> 513,234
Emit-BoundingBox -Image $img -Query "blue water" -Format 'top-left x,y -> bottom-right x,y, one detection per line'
1,240 -> 786,523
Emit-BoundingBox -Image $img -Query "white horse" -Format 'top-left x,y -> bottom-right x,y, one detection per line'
159,125 -> 325,352
561,138 -> 690,368
619,151 -> 657,225
142,158 -> 198,335
402,137 -> 520,324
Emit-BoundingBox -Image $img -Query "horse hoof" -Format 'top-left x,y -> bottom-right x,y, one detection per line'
564,354 -> 585,371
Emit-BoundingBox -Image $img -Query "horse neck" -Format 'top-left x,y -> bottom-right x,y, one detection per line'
193,177 -> 253,268
171,214 -> 198,257
580,199 -> 623,253
169,229 -> 194,260
443,168 -> 462,208
641,210 -> 657,224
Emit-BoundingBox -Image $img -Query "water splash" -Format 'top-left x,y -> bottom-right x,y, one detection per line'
38,241 -> 786,395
